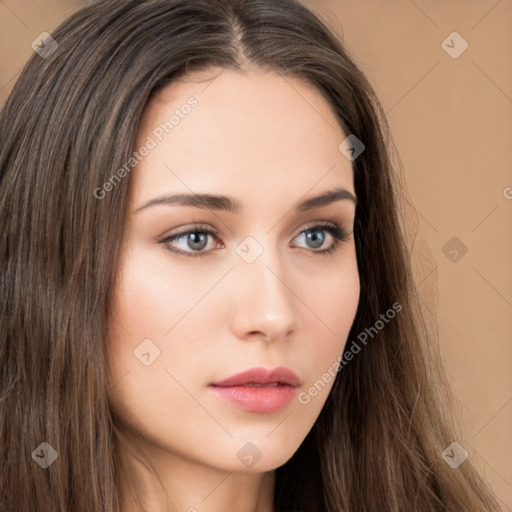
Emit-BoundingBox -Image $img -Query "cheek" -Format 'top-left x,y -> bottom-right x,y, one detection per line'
111,240 -> 229,343
113,245 -> 185,336
321,265 -> 359,334
303,251 -> 360,345
295,255 -> 360,388
105,248 -> 224,450
106,241 -> 231,408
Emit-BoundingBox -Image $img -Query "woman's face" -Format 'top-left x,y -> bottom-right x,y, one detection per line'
107,67 -> 360,474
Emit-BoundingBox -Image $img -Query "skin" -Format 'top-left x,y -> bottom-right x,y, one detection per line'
106,67 -> 360,512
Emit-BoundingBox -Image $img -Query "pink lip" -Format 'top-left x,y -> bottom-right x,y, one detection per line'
209,366 -> 301,413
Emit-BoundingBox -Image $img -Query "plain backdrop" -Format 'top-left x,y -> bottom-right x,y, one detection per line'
0,0 -> 510,509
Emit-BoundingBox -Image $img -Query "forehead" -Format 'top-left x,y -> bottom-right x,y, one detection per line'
131,67 -> 354,207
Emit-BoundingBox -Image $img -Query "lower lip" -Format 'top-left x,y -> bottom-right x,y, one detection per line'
209,384 -> 298,413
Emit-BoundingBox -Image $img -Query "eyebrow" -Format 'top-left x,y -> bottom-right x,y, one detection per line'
134,187 -> 357,213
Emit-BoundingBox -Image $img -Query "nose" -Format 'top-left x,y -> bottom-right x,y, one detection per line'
228,246 -> 300,343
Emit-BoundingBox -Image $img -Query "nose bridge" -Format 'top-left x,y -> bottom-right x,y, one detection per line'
230,234 -> 299,339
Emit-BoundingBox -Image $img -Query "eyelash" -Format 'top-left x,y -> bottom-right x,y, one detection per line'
158,222 -> 351,258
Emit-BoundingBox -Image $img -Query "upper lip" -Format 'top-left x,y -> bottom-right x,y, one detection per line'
210,366 -> 301,387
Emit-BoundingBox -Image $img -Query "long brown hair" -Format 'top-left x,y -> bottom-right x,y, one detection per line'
0,0 -> 502,510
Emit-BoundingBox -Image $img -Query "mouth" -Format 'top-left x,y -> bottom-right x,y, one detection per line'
208,366 -> 301,413
238,382 -> 282,387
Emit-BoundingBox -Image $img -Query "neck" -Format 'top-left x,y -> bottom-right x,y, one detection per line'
115,432 -> 276,512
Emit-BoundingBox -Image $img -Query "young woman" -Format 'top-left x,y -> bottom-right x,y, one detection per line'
0,0 -> 502,511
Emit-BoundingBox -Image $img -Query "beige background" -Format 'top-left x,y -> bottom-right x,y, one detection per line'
1,0 -> 510,508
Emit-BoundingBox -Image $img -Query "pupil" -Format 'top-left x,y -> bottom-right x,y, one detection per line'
188,232 -> 207,250
306,230 -> 324,249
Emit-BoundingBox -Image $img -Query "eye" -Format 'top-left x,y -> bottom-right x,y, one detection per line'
158,224 -> 222,258
291,223 -> 351,255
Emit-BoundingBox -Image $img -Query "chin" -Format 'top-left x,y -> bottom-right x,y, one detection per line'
214,437 -> 303,474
